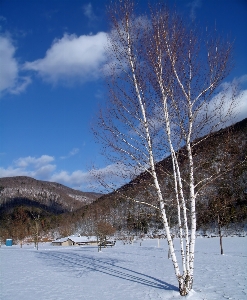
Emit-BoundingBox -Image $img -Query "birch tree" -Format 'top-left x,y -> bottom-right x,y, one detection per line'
93,0 -> 239,295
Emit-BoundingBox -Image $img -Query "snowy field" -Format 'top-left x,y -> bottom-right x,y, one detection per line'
0,237 -> 246,300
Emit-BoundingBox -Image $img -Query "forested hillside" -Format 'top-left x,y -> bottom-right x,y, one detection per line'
0,176 -> 101,212
0,118 -> 246,243
0,177 -> 101,241
76,118 -> 247,237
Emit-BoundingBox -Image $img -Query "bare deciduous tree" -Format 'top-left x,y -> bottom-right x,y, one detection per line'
96,221 -> 116,251
92,0 -> 240,295
31,212 -> 40,250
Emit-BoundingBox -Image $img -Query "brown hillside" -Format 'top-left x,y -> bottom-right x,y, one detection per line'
0,176 -> 101,213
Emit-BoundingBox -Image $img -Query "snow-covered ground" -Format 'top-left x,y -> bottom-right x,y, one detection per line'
0,237 -> 246,300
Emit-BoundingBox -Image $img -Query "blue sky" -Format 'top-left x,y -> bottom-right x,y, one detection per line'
0,0 -> 246,191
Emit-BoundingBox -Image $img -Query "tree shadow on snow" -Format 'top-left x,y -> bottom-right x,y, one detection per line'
37,250 -> 178,291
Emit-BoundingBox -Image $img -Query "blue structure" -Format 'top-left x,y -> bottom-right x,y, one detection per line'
6,239 -> 12,246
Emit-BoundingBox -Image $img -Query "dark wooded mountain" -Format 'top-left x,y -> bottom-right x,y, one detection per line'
0,176 -> 101,213
76,118 -> 247,235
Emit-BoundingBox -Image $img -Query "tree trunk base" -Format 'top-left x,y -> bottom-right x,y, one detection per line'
178,274 -> 193,296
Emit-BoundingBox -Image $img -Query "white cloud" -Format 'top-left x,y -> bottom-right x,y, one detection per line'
0,164 -> 56,179
0,16 -> 6,31
193,75 -> 247,137
34,164 -> 56,178
83,3 -> 96,21
215,75 -> 247,125
0,16 -> 7,22
0,155 -> 56,180
0,36 -> 18,92
50,162 -> 130,191
0,154 -> 126,191
187,0 -> 202,21
50,170 -> 91,187
235,89 -> 247,123
24,32 -> 108,84
60,148 -> 79,160
10,76 -> 32,95
14,155 -> 54,168
69,148 -> 79,156
0,166 -> 25,178
0,35 -> 31,96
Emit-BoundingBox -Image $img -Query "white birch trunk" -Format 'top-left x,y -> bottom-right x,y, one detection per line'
154,41 -> 187,273
155,40 -> 191,291
125,18 -> 182,282
187,44 -> 196,281
186,126 -> 196,280
164,44 -> 195,293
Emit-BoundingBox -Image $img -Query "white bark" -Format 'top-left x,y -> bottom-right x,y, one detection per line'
169,52 -> 197,281
153,25 -> 191,281
125,17 -> 181,279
